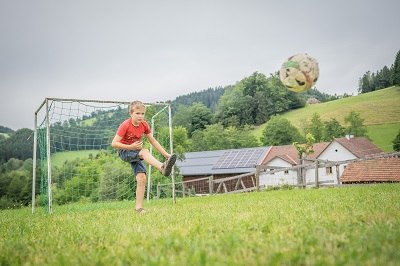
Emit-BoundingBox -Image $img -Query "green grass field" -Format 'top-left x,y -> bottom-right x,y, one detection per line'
1,184 -> 399,265
51,150 -> 101,168
0,132 -> 10,139
252,86 -> 400,151
367,123 -> 400,152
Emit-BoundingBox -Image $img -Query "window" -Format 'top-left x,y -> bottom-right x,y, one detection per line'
284,170 -> 289,174
269,169 -> 275,175
326,167 -> 333,174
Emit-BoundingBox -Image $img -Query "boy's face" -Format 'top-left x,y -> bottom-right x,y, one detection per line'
130,106 -> 146,125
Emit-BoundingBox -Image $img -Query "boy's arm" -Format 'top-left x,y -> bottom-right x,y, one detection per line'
145,133 -> 170,159
111,134 -> 142,150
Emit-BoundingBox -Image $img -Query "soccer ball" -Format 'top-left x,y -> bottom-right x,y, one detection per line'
279,53 -> 319,93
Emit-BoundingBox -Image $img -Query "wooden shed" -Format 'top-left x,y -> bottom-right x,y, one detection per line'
176,147 -> 270,194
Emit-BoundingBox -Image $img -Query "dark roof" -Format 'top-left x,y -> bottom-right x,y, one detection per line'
176,147 -> 270,176
341,158 -> 400,182
176,150 -> 225,176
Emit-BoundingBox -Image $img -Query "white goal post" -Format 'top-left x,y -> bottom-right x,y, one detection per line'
32,98 -> 174,213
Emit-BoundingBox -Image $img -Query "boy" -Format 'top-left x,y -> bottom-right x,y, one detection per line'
111,101 -> 176,213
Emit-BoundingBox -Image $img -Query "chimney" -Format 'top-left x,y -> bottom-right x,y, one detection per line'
345,134 -> 354,140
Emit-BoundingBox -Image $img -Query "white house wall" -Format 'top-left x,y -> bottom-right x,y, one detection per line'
304,167 -> 340,186
311,141 -> 356,185
260,158 -> 297,187
318,141 -> 356,161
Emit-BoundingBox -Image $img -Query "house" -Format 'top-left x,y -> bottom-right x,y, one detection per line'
306,97 -> 321,104
261,136 -> 384,187
176,147 -> 269,193
259,142 -> 329,187
313,136 -> 383,184
341,157 -> 400,183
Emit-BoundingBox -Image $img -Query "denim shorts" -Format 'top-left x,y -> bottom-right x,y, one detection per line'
118,150 -> 147,176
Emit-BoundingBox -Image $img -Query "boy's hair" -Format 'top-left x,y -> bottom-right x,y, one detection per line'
128,101 -> 146,114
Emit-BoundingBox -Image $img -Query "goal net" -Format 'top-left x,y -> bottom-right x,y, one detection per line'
32,98 -> 173,213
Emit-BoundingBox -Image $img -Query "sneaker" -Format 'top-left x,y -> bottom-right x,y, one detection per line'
161,154 -> 177,176
135,208 -> 146,214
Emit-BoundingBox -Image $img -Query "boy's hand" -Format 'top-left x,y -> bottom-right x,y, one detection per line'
129,140 -> 143,150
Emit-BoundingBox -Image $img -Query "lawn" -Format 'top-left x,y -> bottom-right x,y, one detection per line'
1,184 -> 399,265
367,123 -> 400,152
51,150 -> 101,168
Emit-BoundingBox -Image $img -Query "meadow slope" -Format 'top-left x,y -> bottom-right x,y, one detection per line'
253,86 -> 400,151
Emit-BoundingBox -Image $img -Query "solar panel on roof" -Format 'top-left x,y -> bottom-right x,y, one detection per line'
212,148 -> 266,169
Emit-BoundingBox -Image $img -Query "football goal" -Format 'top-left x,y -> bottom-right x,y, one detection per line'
32,98 -> 174,213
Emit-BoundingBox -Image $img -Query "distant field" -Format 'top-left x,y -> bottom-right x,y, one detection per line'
367,123 -> 400,151
282,86 -> 400,128
51,150 -> 101,167
0,133 -> 10,138
253,86 -> 400,151
1,184 -> 399,265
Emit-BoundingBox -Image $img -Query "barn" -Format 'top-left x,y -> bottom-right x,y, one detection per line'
176,147 -> 270,194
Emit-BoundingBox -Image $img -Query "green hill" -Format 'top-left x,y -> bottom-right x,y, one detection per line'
253,86 -> 400,151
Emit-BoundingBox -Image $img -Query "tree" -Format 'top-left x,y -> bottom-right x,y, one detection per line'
191,124 -> 230,151
214,85 -> 253,127
173,105 -> 192,132
6,171 -> 28,201
214,72 -> 304,127
0,126 -> 14,134
191,124 -> 259,151
293,133 -> 315,160
190,102 -> 213,133
379,66 -> 392,88
0,128 -> 33,161
323,118 -> 345,141
359,71 -> 372,93
172,86 -> 225,112
173,102 -> 213,136
225,125 -> 260,149
173,126 -> 192,158
293,133 -> 315,187
0,158 -> 23,172
261,116 -> 304,146
344,111 -> 367,137
393,129 -> 400,151
307,113 -> 324,142
392,50 -> 400,86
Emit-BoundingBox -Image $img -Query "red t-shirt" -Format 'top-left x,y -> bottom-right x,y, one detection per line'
116,119 -> 151,145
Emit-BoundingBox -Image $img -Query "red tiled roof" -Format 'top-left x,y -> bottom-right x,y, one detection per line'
276,154 -> 297,165
341,158 -> 400,182
308,142 -> 330,159
334,137 -> 383,158
262,142 -> 330,165
262,145 -> 298,165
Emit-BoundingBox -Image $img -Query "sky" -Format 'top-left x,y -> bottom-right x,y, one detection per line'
1,0 -> 399,130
